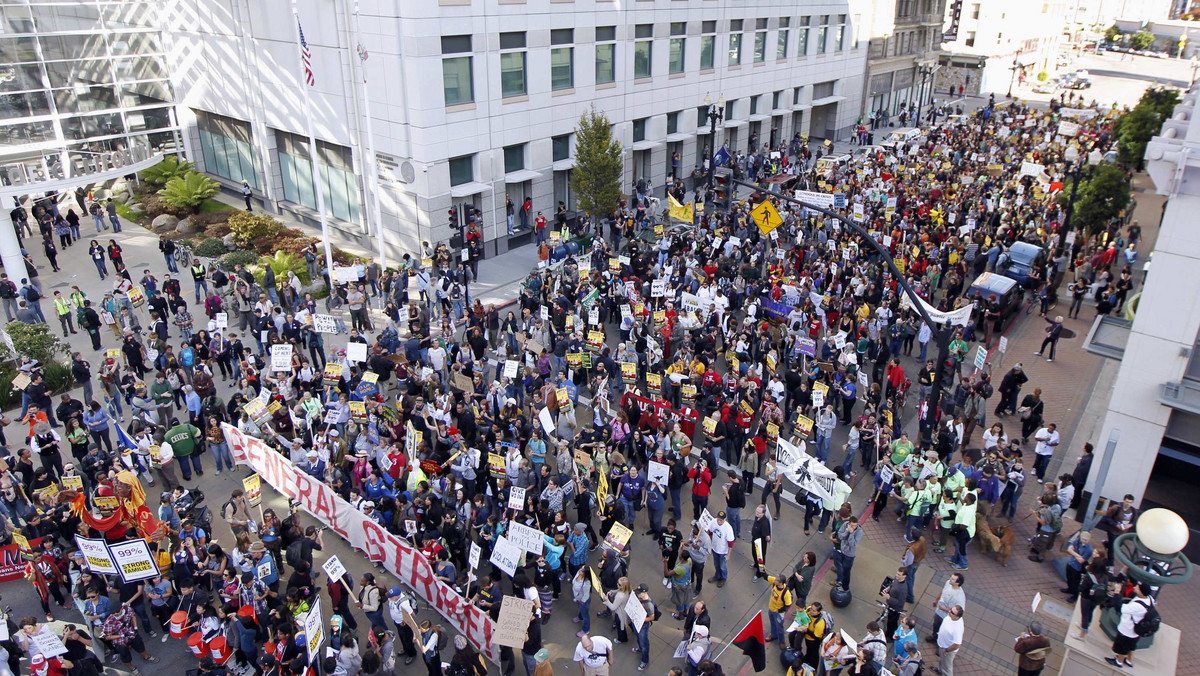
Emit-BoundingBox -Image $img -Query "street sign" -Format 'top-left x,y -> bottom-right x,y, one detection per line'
751,200 -> 783,236
998,336 -> 1008,353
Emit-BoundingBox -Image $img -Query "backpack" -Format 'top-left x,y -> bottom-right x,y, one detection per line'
1132,600 -> 1160,637
979,382 -> 994,399
1048,505 -> 1063,533
436,623 -> 449,651
445,663 -> 471,676
286,539 -> 305,570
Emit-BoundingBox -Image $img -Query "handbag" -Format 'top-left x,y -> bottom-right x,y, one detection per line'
1018,406 -> 1032,420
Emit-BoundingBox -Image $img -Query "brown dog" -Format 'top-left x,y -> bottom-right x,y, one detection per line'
975,512 -> 1016,566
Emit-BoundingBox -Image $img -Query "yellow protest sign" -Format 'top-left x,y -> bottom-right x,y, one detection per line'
681,383 -> 697,401
751,200 -> 783,236
703,415 -> 718,438
488,453 -> 506,478
646,373 -> 662,391
604,521 -> 632,552
621,361 -> 637,384
61,475 -> 83,491
11,532 -> 30,555
94,495 -> 120,512
348,401 -> 367,421
243,474 -> 262,507
795,414 -> 814,436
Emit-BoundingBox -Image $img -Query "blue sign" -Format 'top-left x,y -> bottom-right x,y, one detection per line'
798,337 -> 817,357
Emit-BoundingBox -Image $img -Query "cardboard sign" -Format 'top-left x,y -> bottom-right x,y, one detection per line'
347,342 -> 368,364
322,554 -> 347,583
271,344 -> 293,372
624,592 -> 648,633
10,373 -> 29,391
494,596 -> 536,648
488,535 -> 522,576
508,486 -> 526,512
507,520 -> 545,555
74,536 -> 118,574
647,460 -> 669,487
469,542 -> 482,571
313,314 -> 338,333
243,474 -> 262,507
29,630 -> 68,658
108,538 -> 159,583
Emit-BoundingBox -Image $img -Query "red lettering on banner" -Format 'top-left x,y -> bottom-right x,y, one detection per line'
219,423 -> 497,662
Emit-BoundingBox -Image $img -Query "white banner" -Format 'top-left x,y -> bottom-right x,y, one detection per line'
794,190 -> 836,209
221,423 -> 499,662
108,538 -> 159,583
779,440 -> 837,502
1056,121 -> 1080,137
899,293 -> 973,327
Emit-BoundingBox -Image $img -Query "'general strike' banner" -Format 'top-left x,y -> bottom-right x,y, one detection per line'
221,423 -> 498,662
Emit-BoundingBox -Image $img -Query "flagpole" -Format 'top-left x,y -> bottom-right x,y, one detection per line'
352,2 -> 386,271
292,0 -> 336,284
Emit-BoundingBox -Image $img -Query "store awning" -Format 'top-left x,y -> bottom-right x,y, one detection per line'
810,95 -> 847,107
792,103 -> 813,112
630,140 -> 664,151
749,114 -> 772,122
666,132 -> 692,143
551,158 -> 575,171
450,181 -> 492,198
723,119 -> 748,129
504,169 -> 542,183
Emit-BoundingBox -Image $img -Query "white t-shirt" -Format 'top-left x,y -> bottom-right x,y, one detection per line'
1117,597 -> 1151,638
709,521 -> 735,555
937,615 -> 965,650
1034,428 -> 1059,457
574,636 -> 613,668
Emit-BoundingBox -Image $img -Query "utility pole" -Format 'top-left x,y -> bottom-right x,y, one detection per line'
729,177 -> 956,442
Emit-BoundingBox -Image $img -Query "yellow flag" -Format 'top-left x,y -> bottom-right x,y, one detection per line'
667,194 -> 694,223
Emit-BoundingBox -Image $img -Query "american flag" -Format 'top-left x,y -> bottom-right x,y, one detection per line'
298,19 -> 315,86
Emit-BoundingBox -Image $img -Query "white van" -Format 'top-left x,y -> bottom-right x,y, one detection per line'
880,127 -> 923,149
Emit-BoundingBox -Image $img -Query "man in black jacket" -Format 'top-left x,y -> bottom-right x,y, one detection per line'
994,363 -> 1029,417
70,353 -> 94,405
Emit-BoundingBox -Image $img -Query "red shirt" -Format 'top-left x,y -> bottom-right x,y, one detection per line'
535,216 -> 547,230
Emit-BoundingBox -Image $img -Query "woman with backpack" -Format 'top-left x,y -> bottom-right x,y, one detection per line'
1071,558 -> 1110,641
419,619 -> 443,676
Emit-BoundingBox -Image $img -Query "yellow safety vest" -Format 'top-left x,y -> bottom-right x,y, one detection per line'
54,298 -> 71,316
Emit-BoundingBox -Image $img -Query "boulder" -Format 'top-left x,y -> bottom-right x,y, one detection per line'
127,202 -> 142,212
95,189 -> 111,200
175,218 -> 197,235
300,278 -> 327,296
150,214 -> 179,233
113,193 -> 129,204
222,234 -> 237,251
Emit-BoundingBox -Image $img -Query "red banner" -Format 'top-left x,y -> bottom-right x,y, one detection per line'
0,537 -> 43,583
221,424 -> 497,662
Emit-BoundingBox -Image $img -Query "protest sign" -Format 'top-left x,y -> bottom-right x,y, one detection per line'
488,535 -> 522,576
647,461 -> 669,488
604,521 -> 632,552
322,554 -> 348,583
109,539 -> 159,583
305,597 -> 325,664
507,486 -> 526,512
625,593 -> 648,632
313,315 -> 338,333
243,474 -> 262,507
507,521 -> 545,555
74,536 -> 118,575
347,342 -> 368,364
494,596 -> 536,648
271,344 -> 293,372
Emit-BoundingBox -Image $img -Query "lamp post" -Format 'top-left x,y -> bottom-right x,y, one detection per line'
704,93 -> 725,190
1007,49 -> 1023,97
1099,508 -> 1193,646
1053,145 -> 1103,291
916,64 -> 934,123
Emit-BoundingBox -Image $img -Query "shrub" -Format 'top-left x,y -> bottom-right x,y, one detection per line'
141,193 -> 191,220
218,249 -> 261,269
42,361 -> 75,395
1036,71 -> 1049,82
190,211 -> 230,229
158,172 -> 221,214
140,156 -> 195,186
194,238 -> 227,257
253,251 -> 310,285
6,322 -> 67,365
227,211 -> 283,249
206,222 -> 232,238
0,365 -> 16,410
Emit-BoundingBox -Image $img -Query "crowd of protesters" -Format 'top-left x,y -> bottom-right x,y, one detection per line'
0,91 -> 1159,676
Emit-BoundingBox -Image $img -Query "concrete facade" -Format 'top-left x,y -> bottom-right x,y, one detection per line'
861,0 -> 946,119
164,0 -> 867,262
936,0 -> 1069,95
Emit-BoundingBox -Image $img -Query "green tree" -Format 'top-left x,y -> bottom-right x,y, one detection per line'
140,156 -> 195,186
1138,86 -> 1180,121
570,107 -> 624,222
1104,25 -> 1120,43
1130,32 -> 1156,50
158,172 -> 220,213
1062,163 -> 1131,235
227,211 -> 284,248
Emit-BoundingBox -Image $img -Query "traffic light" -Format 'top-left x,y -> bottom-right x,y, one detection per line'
713,167 -> 733,213
447,207 -> 458,230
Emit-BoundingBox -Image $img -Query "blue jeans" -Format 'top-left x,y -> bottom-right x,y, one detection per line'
164,253 -> 178,273
93,259 -> 108,278
951,531 -> 971,568
267,287 -> 279,306
713,553 -> 728,580
691,495 -> 708,522
726,508 -> 741,540
366,608 -> 385,630
637,623 -> 650,667
535,228 -> 546,245
194,279 -> 208,302
576,598 -> 591,632
93,214 -> 105,232
109,213 -> 121,231
833,551 -> 855,589
905,563 -> 919,603
619,497 -> 636,527
209,441 -> 234,472
815,433 -> 832,462
905,515 -> 922,541
768,610 -> 785,642
177,453 -> 204,480
523,651 -> 538,676
918,340 -> 929,363
669,487 -> 682,520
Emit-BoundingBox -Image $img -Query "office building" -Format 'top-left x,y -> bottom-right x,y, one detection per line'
935,0 -> 1069,96
861,0 -> 946,120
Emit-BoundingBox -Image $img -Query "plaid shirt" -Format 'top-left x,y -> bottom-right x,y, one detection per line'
239,579 -> 269,616
101,609 -> 136,646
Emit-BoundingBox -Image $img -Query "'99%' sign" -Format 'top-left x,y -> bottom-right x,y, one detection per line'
109,539 -> 159,583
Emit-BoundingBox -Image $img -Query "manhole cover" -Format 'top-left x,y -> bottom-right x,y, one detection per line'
1038,597 -> 1073,623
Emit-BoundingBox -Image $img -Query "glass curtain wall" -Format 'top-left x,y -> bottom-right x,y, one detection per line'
195,110 -> 258,189
275,129 -> 361,224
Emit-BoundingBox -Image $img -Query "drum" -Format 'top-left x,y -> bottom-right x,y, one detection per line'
209,636 -> 233,664
168,611 -> 188,638
187,632 -> 210,658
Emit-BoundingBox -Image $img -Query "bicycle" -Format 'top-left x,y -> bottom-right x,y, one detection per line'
176,242 -> 193,268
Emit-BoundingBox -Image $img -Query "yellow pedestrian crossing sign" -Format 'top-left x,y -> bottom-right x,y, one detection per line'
751,200 -> 782,236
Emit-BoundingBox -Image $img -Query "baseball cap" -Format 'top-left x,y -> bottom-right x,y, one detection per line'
634,583 -> 649,594
716,510 -> 727,518
388,586 -> 403,597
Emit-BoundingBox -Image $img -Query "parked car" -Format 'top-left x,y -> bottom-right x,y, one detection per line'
999,241 -> 1047,289
966,272 -> 1024,330
1066,77 -> 1092,89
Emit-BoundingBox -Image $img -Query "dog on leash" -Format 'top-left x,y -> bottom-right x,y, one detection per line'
975,512 -> 1016,566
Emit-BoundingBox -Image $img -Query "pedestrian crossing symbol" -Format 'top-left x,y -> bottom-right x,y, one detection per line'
751,200 -> 782,236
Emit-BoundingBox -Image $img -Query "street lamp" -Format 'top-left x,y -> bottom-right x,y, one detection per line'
704,93 -> 725,190
1099,508 -> 1193,646
916,64 -> 935,123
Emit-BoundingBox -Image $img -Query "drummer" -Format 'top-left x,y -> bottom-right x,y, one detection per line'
144,572 -> 174,641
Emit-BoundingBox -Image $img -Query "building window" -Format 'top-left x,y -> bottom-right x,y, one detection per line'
835,15 -> 846,52
753,18 -> 767,62
965,31 -> 976,47
596,26 -> 616,84
817,16 -> 828,54
499,32 -> 526,97
633,118 -> 647,142
550,29 -> 574,90
750,96 -> 759,115
697,105 -> 708,128
503,144 -> 525,173
448,155 -> 473,187
772,90 -> 782,109
196,111 -> 258,189
552,135 -> 571,162
797,17 -> 810,56
700,21 -> 716,69
971,3 -> 980,18
724,99 -> 735,121
669,22 -> 686,74
667,111 -> 679,135
441,35 -> 473,105
276,130 -> 360,222
793,87 -> 801,104
634,24 -> 653,78
777,17 -> 790,59
853,14 -> 862,48
728,19 -> 743,65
